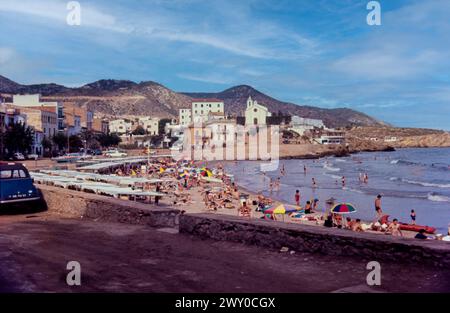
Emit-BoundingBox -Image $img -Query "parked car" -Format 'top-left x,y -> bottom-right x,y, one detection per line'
26,154 -> 39,160
0,162 -> 42,205
11,152 -> 25,161
91,149 -> 103,156
103,149 -> 128,158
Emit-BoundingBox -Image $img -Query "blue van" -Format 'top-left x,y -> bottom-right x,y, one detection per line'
0,162 -> 41,205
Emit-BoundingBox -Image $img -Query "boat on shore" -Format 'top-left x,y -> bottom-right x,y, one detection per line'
381,215 -> 436,234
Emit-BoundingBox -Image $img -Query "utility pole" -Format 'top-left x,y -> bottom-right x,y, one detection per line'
66,128 -> 70,154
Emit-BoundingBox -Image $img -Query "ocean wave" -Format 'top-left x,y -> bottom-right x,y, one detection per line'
427,193 -> 450,202
335,159 -> 347,163
323,163 -> 340,172
390,177 -> 450,188
323,173 -> 341,180
342,186 -> 364,194
390,159 -> 449,170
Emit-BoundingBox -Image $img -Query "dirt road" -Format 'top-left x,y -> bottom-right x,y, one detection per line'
0,212 -> 449,293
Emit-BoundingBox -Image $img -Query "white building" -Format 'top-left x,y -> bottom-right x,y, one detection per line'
384,136 -> 398,142
109,119 -> 133,135
179,109 -> 192,126
291,116 -> 324,128
191,99 -> 224,123
316,135 -> 345,145
138,117 -> 160,135
11,94 -> 64,131
244,96 -> 271,126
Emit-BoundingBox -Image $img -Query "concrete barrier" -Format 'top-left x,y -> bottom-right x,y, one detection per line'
39,185 -> 179,228
179,213 -> 450,268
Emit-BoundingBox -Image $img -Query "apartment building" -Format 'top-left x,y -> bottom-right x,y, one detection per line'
92,118 -> 109,134
137,117 -> 160,135
179,108 -> 192,126
15,106 -> 58,138
109,119 -> 133,135
191,99 -> 224,123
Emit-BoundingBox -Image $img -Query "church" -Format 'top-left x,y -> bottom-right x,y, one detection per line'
244,96 -> 272,126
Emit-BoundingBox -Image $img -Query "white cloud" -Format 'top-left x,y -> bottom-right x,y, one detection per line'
0,0 -> 127,32
177,73 -> 234,85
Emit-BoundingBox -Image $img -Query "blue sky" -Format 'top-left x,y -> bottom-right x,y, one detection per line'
1,0 -> 449,129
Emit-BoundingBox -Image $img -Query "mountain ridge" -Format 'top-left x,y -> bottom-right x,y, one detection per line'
0,75 -> 383,128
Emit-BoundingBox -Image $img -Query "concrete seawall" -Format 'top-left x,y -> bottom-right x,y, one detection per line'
179,213 -> 450,268
39,185 -> 179,228
38,185 -> 450,268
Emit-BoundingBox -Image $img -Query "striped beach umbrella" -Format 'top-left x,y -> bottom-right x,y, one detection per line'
330,203 -> 357,214
264,204 -> 301,215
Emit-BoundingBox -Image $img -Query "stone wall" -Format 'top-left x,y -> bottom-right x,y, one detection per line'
179,213 -> 450,268
39,185 -> 179,228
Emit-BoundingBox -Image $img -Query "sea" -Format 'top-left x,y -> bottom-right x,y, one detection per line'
225,147 -> 450,234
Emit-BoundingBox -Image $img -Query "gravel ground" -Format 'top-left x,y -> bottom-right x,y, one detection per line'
0,212 -> 449,293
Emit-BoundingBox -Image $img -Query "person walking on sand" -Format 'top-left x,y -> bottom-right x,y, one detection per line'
375,194 -> 383,221
295,190 -> 301,206
303,164 -> 307,175
410,209 -> 416,225
312,177 -> 317,188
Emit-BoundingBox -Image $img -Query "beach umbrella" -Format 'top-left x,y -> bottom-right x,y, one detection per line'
330,203 -> 357,214
201,176 -> 222,183
264,204 -> 300,215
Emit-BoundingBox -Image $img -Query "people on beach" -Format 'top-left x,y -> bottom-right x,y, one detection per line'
387,218 -> 403,236
239,201 -> 251,218
414,229 -> 428,240
312,199 -> 319,212
352,219 -> 364,232
345,217 -> 354,230
304,201 -> 312,214
295,190 -> 301,206
341,176 -> 346,187
323,214 -> 333,227
410,209 -> 416,225
275,177 -> 281,191
363,173 -> 368,184
312,177 -> 317,188
375,194 -> 383,221
303,165 -> 307,174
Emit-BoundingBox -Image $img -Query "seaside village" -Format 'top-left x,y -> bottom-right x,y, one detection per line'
1,94 -> 449,242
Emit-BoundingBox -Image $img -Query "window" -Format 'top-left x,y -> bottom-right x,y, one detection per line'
254,108 -> 257,113
1,170 -> 12,179
12,170 -> 27,178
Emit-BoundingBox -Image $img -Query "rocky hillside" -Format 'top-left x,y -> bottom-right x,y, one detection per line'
1,75 -> 383,127
347,126 -> 450,148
